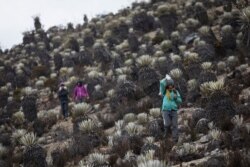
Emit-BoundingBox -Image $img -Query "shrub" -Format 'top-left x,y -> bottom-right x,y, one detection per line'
170,54 -> 182,63
51,148 -> 70,167
141,139 -> 159,157
231,115 -> 244,129
240,7 -> 250,46
20,132 -> 38,147
93,44 -> 112,64
0,143 -> 7,158
66,37 -> 79,52
83,153 -> 109,166
185,18 -> 200,30
12,111 -> 25,126
31,65 -> 49,78
44,78 -> 59,92
138,160 -> 166,167
194,42 -> 215,62
33,16 -> 42,30
0,90 -> 8,108
227,56 -> 239,70
205,88 -> 236,129
209,129 -> 222,141
137,113 -> 148,125
187,79 -> 198,92
128,32 -> 140,52
138,67 -> 159,95
53,53 -> 63,71
157,4 -> 178,36
115,120 -> 125,130
37,110 -> 59,128
78,119 -> 99,134
195,2 -> 209,25
23,144 -> 47,167
170,68 -> 183,81
30,119 -> 44,136
149,108 -> 161,119
11,129 -> 27,145
35,80 -> 44,89
115,80 -> 137,101
136,55 -> 153,67
125,122 -> 144,136
171,31 -> 180,43
71,133 -> 100,157
156,3 -> 177,16
21,93 -> 37,122
217,61 -> 227,72
221,25 -> 236,49
72,103 -> 92,120
132,12 -> 156,33
201,62 -> 213,71
124,113 -> 136,123
160,40 -> 172,52
174,142 -> 200,161
200,80 -> 225,97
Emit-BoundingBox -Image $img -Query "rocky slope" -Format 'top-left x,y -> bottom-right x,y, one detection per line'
0,0 -> 250,166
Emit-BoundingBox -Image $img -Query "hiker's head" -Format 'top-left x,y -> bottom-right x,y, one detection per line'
77,81 -> 83,86
60,83 -> 65,87
166,80 -> 175,90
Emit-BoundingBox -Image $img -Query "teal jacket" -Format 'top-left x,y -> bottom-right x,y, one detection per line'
161,89 -> 182,111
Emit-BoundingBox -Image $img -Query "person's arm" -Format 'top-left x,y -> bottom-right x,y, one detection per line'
58,90 -> 61,99
73,87 -> 77,100
159,79 -> 166,96
174,91 -> 182,105
83,85 -> 89,98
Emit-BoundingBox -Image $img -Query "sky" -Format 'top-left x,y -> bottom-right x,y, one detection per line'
0,0 -> 147,49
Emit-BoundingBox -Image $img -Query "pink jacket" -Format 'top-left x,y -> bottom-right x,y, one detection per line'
73,85 -> 89,100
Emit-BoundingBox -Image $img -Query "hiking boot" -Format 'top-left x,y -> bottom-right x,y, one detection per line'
163,127 -> 169,138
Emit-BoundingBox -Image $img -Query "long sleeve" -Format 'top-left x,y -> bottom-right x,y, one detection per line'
73,87 -> 77,99
83,85 -> 89,97
160,79 -> 166,96
175,91 -> 182,105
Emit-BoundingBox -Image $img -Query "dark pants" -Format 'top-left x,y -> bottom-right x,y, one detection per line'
162,110 -> 178,141
76,97 -> 86,103
60,101 -> 69,118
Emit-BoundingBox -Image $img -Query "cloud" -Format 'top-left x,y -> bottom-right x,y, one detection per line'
0,0 -> 146,49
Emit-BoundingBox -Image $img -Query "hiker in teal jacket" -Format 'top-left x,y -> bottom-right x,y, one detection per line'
161,80 -> 182,142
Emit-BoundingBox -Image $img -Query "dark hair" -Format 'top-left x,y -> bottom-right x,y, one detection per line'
78,81 -> 83,86
166,84 -> 175,90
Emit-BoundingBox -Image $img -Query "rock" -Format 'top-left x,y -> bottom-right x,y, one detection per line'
172,156 -> 210,167
190,108 -> 206,128
207,140 -> 222,152
204,155 -> 225,167
195,43 -> 216,61
195,118 -> 209,134
178,125 -> 188,133
184,33 -> 198,44
199,135 -> 210,144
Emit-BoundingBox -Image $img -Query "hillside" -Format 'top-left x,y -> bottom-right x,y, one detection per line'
0,0 -> 250,166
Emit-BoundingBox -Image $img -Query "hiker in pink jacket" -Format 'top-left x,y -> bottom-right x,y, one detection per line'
73,81 -> 89,103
